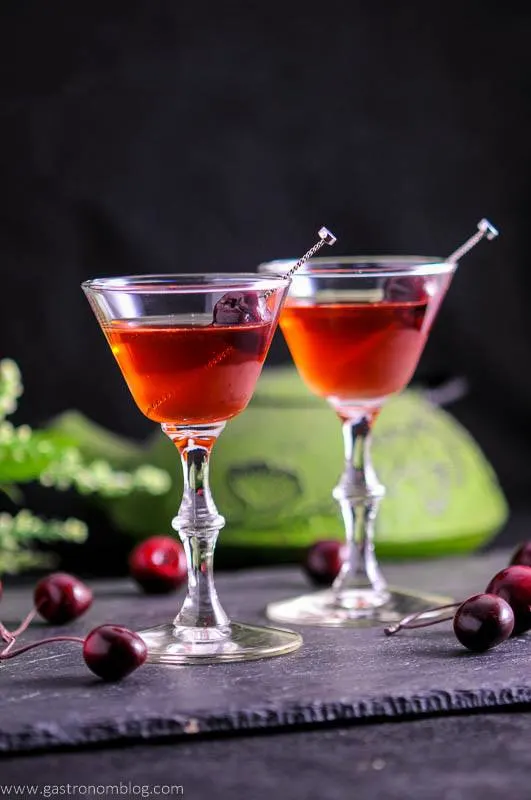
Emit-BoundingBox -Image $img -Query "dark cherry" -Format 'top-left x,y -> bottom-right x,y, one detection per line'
485,565 -> 531,635
34,572 -> 93,625
304,540 -> 344,586
510,543 -> 531,568
129,536 -> 187,594
83,624 -> 147,681
213,291 -> 265,325
453,593 -> 514,652
385,275 -> 427,303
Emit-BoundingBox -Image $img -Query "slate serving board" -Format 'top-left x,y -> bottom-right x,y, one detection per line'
1,550 -> 530,755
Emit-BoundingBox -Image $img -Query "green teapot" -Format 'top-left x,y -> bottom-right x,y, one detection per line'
69,367 -> 507,564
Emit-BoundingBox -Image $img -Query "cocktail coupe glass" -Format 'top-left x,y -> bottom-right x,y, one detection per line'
82,273 -> 303,663
258,221 -> 498,626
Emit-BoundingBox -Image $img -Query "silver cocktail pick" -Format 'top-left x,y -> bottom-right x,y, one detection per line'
206,227 -> 337,370
283,226 -> 337,280
264,226 -> 337,297
447,218 -> 499,264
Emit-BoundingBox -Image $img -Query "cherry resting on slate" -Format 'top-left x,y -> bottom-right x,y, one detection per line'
212,292 -> 267,325
510,542 -> 531,568
83,625 -> 147,681
0,572 -> 94,647
385,559 -> 531,652
386,592 -> 515,653
0,572 -> 147,681
453,594 -> 514,652
303,540 -> 343,586
485,565 -> 531,635
129,536 -> 187,594
0,623 -> 147,682
34,572 -> 93,623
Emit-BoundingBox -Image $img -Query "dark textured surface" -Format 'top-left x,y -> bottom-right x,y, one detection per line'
1,551 -> 530,755
3,713 -> 531,800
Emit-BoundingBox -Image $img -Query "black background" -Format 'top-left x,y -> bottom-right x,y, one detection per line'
0,1 -> 530,563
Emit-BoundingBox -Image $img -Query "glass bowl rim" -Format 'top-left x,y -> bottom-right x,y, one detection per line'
82,272 -> 291,294
258,256 -> 456,278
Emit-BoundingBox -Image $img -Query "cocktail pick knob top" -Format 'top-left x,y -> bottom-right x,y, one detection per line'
264,226 -> 337,298
318,227 -> 337,246
478,218 -> 499,240
447,218 -> 499,264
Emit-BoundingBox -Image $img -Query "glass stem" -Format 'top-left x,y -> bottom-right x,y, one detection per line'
162,423 -> 230,634
332,412 -> 388,603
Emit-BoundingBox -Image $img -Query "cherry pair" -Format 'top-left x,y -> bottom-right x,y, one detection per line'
0,572 -> 146,681
302,538 -> 531,653
0,534 -> 187,681
385,544 -> 531,652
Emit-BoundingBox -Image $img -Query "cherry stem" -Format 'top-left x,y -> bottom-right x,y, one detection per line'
0,635 -> 83,661
0,621 -> 15,645
0,602 -> 41,647
384,602 -> 461,636
10,607 -> 38,638
1,636 -> 18,656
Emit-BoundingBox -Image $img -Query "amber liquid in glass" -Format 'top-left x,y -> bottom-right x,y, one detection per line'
280,299 -> 430,403
105,314 -> 272,424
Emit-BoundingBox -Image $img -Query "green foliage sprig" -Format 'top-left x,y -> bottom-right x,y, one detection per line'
0,359 -> 171,573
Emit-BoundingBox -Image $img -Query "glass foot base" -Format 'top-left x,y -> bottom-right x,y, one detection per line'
138,621 -> 303,665
266,587 -> 453,628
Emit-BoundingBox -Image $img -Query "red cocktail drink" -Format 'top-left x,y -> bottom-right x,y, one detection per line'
280,298 -> 431,405
105,315 -> 273,425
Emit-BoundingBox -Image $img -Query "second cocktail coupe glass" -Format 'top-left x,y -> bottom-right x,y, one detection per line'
83,273 -> 302,663
259,256 -> 457,626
